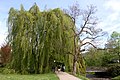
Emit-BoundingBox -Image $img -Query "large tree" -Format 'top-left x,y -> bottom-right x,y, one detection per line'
64,3 -> 106,75
105,31 -> 120,63
7,4 -> 75,74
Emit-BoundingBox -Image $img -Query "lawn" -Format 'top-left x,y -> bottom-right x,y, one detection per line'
0,73 -> 59,80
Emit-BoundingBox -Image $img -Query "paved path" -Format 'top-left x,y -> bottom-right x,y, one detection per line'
55,71 -> 81,80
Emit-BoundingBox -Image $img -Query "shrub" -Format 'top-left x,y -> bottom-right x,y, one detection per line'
106,64 -> 120,77
0,68 -> 4,73
1,44 -> 11,64
2,68 -> 15,74
112,76 -> 120,80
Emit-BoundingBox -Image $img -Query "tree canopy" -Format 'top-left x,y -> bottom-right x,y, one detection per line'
105,31 -> 120,63
7,4 -> 76,74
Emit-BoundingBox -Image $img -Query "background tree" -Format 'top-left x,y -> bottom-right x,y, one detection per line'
64,3 -> 106,75
84,34 -> 120,77
85,48 -> 103,67
105,32 -> 120,77
0,43 -> 11,65
7,4 -> 75,74
105,31 -> 120,63
84,47 -> 115,67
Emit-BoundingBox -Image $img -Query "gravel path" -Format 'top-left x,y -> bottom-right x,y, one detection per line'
55,71 -> 81,80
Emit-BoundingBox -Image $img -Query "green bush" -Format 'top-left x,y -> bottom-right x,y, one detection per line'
112,76 -> 120,80
106,64 -> 120,77
2,68 -> 15,74
0,68 -> 4,73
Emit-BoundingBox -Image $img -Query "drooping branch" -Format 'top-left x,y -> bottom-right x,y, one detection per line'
66,52 -> 74,56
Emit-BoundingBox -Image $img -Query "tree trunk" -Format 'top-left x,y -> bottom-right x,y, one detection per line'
73,35 -> 77,75
73,55 -> 77,75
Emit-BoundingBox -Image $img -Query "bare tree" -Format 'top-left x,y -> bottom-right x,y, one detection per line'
64,3 -> 106,75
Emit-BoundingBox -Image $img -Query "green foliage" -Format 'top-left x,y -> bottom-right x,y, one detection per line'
7,4 -> 76,74
0,68 -> 16,74
101,52 -> 118,66
76,58 -> 86,74
106,64 -> 120,77
111,31 -> 120,40
2,68 -> 16,74
0,68 -> 4,73
85,47 -> 119,67
84,48 -> 104,67
112,76 -> 120,80
76,74 -> 89,80
106,31 -> 120,63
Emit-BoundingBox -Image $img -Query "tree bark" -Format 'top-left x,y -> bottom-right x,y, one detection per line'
73,55 -> 77,75
72,35 -> 77,75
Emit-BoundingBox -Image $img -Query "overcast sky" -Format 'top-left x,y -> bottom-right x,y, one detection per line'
0,0 -> 120,46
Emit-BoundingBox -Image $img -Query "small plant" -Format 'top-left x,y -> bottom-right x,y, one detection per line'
112,76 -> 120,80
2,68 -> 15,74
1,44 -> 11,64
76,74 -> 89,80
106,64 -> 120,77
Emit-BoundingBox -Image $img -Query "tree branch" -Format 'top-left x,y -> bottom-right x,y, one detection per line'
82,30 -> 93,35
78,13 -> 90,36
81,42 -> 97,48
66,52 -> 74,56
80,49 -> 85,52
81,35 -> 101,43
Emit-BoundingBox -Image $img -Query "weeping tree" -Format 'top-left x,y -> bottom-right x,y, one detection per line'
7,4 -> 75,74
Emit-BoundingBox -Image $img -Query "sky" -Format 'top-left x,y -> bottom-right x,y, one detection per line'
0,0 -> 120,47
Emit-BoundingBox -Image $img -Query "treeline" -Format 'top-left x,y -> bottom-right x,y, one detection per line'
84,31 -> 120,77
85,31 -> 120,67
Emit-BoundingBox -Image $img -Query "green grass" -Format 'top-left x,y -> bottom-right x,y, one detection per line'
76,74 -> 89,80
67,72 -> 89,80
0,73 -> 59,80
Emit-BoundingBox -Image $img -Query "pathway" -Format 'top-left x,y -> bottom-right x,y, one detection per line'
55,71 -> 81,80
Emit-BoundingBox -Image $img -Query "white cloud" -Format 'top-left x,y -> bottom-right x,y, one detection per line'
107,12 -> 119,22
95,0 -> 120,48
105,0 -> 120,12
0,34 -> 7,46
98,0 -> 120,35
104,0 -> 120,23
0,21 -> 7,46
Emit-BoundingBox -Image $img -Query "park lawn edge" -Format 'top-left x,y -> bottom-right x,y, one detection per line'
67,72 -> 89,80
0,71 -> 59,80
